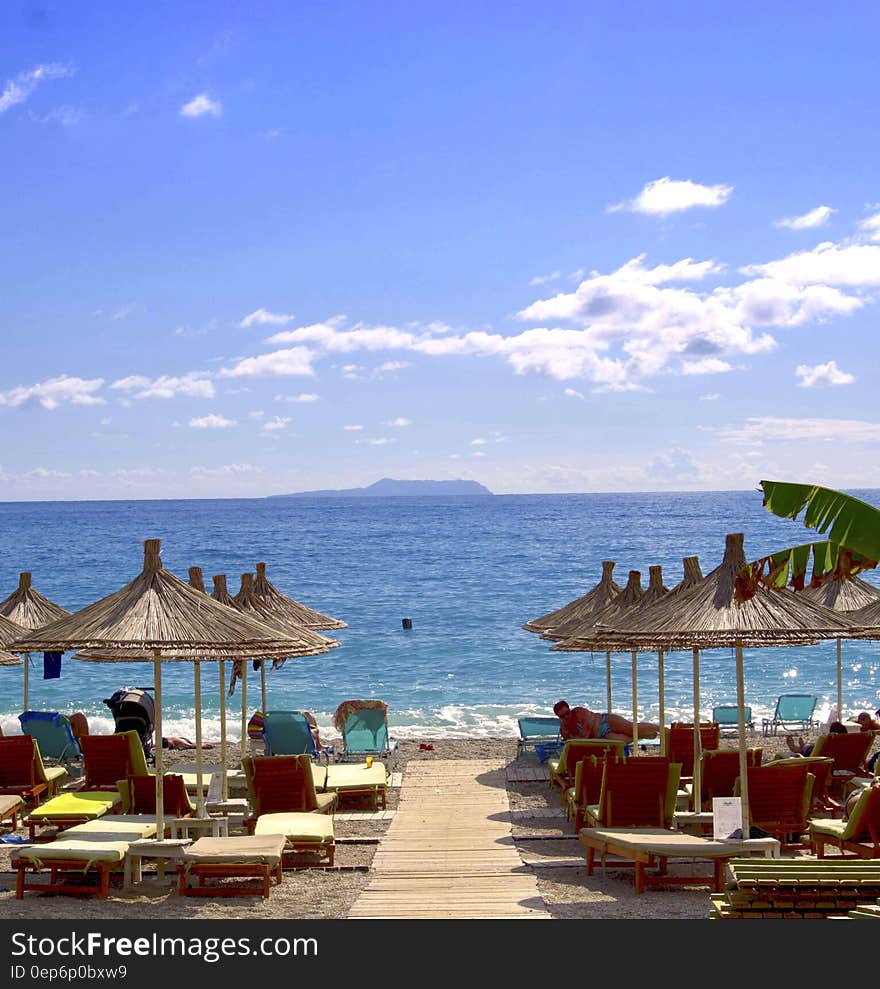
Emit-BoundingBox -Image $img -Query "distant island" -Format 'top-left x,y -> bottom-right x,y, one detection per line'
268,477 -> 494,498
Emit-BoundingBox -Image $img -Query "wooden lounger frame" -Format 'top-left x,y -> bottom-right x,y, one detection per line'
15,857 -> 121,900
176,860 -> 282,898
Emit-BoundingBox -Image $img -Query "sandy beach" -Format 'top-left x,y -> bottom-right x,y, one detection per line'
2,728 -> 856,921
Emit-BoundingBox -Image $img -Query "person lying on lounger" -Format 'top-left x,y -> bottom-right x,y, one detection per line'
552,699 -> 660,742
162,736 -> 216,750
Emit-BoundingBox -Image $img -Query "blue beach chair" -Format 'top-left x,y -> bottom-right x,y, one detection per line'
262,711 -> 333,762
19,711 -> 81,763
516,715 -> 562,760
712,704 -> 754,734
334,702 -> 399,770
761,694 -> 819,737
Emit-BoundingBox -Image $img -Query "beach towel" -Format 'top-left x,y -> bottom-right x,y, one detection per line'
247,711 -> 265,740
43,652 -> 62,680
332,699 -> 387,732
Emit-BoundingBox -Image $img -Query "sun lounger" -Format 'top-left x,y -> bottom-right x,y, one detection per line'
578,827 -> 779,894
0,735 -> 68,806
809,783 -> 880,859
0,794 -> 23,830
761,693 -> 819,736
712,704 -> 754,734
547,738 -> 628,791
24,789 -> 122,840
333,700 -> 399,768
177,834 -> 287,898
13,817 -> 157,899
253,811 -> 335,866
516,716 -> 561,757
321,762 -> 389,809
243,755 -> 337,833
19,711 -> 82,763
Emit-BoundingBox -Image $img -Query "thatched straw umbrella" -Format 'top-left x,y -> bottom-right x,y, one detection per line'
550,533 -> 857,836
0,613 -> 27,709
523,560 -> 620,634
0,573 -> 70,709
235,572 -> 339,719
253,562 -> 347,630
801,552 -> 880,722
13,539 -> 335,839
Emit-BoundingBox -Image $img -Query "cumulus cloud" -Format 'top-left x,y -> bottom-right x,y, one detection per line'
563,388 -> 584,399
680,358 -> 733,375
189,413 -> 236,429
0,375 -> 105,410
180,93 -> 222,118
740,242 -> 880,287
376,360 -> 410,373
240,308 -> 295,328
775,205 -> 835,230
858,212 -> 880,242
111,372 -> 215,399
795,360 -> 854,388
262,416 -> 291,431
699,393 -> 720,401
645,447 -> 700,480
219,347 -> 315,378
0,63 -> 73,114
386,417 -> 412,427
608,177 -> 733,216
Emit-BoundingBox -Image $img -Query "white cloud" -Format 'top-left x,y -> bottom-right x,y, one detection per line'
470,450 -> 487,458
0,63 -> 73,114
645,447 -> 700,480
609,176 -> 733,216
366,437 -> 394,446
111,304 -> 135,321
27,467 -> 71,479
774,205 -> 835,230
343,424 -> 363,431
189,413 -> 236,429
470,438 -> 487,446
219,347 -> 316,379
262,416 -> 291,431
858,212 -> 880,242
529,272 -> 560,286
376,360 -> 410,373
699,393 -> 720,401
795,360 -> 855,388
740,242 -> 880,287
276,392 -> 319,403
111,372 -> 215,399
386,417 -> 412,427
240,308 -> 295,328
722,417 -> 880,444
680,358 -> 733,375
37,105 -> 82,127
247,410 -> 265,419
180,93 -> 222,118
268,319 -> 412,352
0,375 -> 105,410
563,388 -> 584,399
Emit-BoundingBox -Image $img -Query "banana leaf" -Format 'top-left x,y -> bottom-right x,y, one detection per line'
736,540 -> 878,602
759,480 -> 880,561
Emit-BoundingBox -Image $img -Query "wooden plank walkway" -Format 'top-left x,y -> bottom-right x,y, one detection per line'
348,759 -> 550,919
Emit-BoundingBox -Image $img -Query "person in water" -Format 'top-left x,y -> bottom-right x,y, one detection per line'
553,699 -> 661,742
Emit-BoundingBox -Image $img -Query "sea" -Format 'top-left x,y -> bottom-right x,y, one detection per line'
1,489 -> 878,743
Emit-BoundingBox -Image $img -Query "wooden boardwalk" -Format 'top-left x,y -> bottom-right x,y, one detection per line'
348,759 -> 550,919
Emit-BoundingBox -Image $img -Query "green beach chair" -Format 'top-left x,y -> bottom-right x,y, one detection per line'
263,711 -> 332,762
761,693 -> 819,737
516,715 -> 562,758
334,701 -> 399,769
19,711 -> 82,763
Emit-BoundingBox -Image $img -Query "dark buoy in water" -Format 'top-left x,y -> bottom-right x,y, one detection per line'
402,617 -> 413,630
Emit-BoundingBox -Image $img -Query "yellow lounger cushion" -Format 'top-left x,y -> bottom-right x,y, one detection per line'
44,766 -> 68,788
66,816 -> 158,840
254,812 -> 335,842
321,763 -> 386,792
27,791 -> 121,821
184,835 -> 286,866
17,838 -> 130,865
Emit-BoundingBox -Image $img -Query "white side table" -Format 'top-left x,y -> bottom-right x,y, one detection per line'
169,816 -> 229,840
125,837 -> 192,888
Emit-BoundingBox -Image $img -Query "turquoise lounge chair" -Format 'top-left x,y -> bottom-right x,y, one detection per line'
19,711 -> 81,763
516,716 -> 562,758
712,704 -> 754,734
761,694 -> 819,737
334,703 -> 399,769
263,711 -> 332,762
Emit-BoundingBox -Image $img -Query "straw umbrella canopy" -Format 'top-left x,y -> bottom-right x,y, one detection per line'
235,572 -> 339,718
0,612 -> 27,707
0,573 -> 71,709
801,551 -> 880,722
523,560 -> 621,634
14,538 -> 336,839
550,532 -> 858,836
253,561 -> 347,630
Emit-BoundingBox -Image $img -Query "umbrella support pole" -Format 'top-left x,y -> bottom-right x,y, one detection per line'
240,661 -> 248,769
194,660 -> 204,818
23,652 -> 29,712
631,649 -> 639,756
836,638 -> 843,723
692,647 -> 702,813
605,651 -> 612,714
219,660 -> 228,802
260,659 -> 267,720
153,649 -> 164,843
736,643 -> 749,839
658,649 -> 665,757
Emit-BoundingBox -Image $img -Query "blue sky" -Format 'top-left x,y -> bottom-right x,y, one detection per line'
2,2 -> 880,499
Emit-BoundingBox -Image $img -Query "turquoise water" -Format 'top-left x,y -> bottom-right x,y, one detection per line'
1,490 -> 878,741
